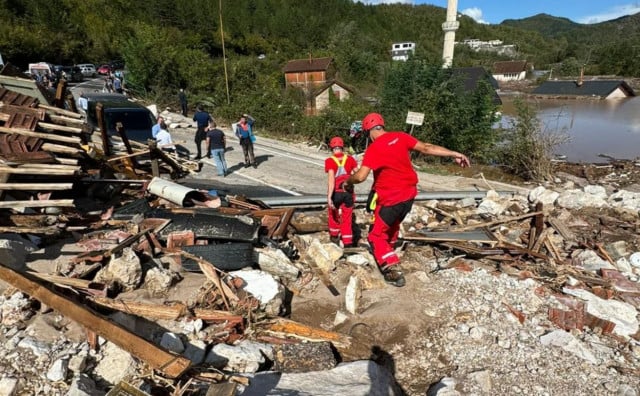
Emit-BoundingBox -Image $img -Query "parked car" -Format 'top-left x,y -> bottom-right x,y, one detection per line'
109,59 -> 125,71
76,63 -> 97,78
84,93 -> 155,143
97,64 -> 111,75
61,66 -> 83,82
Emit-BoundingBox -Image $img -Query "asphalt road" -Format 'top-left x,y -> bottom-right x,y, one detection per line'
69,78 -> 525,200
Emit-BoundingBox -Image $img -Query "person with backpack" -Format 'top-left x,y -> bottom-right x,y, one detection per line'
325,136 -> 359,248
342,112 -> 470,287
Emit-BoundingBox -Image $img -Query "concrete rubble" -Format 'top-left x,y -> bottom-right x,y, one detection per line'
0,79 -> 639,394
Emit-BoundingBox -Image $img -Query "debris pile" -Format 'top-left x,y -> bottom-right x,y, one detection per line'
0,81 -> 640,394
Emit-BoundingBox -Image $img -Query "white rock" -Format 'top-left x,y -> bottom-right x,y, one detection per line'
17,337 -> 50,356
583,185 -> 607,199
242,360 -> 402,395
345,276 -> 361,315
346,254 -> 369,266
94,343 -> 136,385
334,311 -> 349,327
46,358 -> 69,382
540,330 -> 598,364
230,269 -> 284,316
0,377 -> 18,396
254,247 -> 300,280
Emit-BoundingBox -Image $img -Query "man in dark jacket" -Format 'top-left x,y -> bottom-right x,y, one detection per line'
192,104 -> 213,159
206,121 -> 227,176
179,89 -> 188,117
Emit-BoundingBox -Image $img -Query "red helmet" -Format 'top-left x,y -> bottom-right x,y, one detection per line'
329,136 -> 344,149
362,112 -> 384,132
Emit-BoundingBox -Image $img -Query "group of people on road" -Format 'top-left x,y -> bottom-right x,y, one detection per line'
325,112 -> 470,288
190,105 -> 258,176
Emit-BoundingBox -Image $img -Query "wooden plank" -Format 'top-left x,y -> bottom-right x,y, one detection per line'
451,211 -> 543,232
38,104 -> 83,119
205,383 -> 238,396
0,226 -> 60,234
0,199 -> 75,208
405,229 -> 497,244
0,183 -> 73,190
0,167 -> 76,176
261,318 -> 354,351
90,297 -> 243,323
48,114 -> 85,126
0,126 -> 81,144
41,142 -> 84,154
531,227 -> 553,253
180,251 -> 239,304
548,217 -> 576,242
37,122 -> 84,134
0,265 -> 191,378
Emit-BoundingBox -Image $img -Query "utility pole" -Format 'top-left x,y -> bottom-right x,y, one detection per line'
219,0 -> 230,105
441,0 -> 459,68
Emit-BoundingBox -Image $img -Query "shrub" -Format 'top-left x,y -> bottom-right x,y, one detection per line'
496,99 -> 570,181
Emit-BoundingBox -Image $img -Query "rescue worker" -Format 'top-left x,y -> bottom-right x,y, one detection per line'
343,113 -> 470,287
325,136 -> 359,247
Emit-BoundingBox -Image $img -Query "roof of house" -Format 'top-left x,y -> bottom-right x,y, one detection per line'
451,67 -> 502,105
492,60 -> 528,74
312,79 -> 355,96
283,57 -> 333,73
532,80 -> 636,97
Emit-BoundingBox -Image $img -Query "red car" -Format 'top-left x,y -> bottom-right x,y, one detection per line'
97,64 -> 111,75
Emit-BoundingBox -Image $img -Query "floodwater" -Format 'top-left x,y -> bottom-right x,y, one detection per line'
499,96 -> 640,163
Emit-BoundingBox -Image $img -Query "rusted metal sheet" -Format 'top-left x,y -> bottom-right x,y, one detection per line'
0,264 -> 191,378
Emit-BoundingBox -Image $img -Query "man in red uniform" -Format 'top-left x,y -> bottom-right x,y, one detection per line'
325,136 -> 359,247
343,113 -> 470,287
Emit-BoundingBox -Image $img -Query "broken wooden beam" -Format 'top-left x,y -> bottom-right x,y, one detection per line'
38,104 -> 83,119
0,183 -> 73,190
89,297 -> 243,324
451,211 -> 543,232
0,265 -> 191,378
37,122 -> 84,134
0,199 -> 75,208
0,126 -> 81,144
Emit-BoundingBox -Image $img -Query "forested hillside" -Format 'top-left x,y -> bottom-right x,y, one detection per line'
0,0 -> 637,172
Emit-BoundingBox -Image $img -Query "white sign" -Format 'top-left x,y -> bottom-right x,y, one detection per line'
406,111 -> 424,126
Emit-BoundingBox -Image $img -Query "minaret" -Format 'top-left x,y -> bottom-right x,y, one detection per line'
441,0 -> 459,68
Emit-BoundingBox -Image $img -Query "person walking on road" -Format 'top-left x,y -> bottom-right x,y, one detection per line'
325,136 -> 359,248
235,113 -> 257,168
206,120 -> 227,177
179,89 -> 188,117
192,104 -> 213,160
343,112 -> 470,287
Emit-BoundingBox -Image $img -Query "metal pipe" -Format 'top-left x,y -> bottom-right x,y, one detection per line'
251,191 -> 517,207
147,177 -> 207,207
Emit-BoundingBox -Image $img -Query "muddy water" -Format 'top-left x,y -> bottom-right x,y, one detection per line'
499,96 -> 640,163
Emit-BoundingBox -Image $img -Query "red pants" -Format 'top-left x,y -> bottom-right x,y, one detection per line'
328,191 -> 354,245
368,199 -> 413,267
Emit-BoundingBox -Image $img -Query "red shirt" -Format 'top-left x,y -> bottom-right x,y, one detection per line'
324,152 -> 358,190
362,132 -> 419,206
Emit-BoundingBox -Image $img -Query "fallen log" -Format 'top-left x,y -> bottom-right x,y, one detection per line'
0,265 -> 191,378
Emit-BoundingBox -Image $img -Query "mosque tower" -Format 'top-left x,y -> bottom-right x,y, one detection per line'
441,0 -> 459,68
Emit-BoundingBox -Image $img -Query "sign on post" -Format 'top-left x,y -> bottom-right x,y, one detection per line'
405,111 -> 424,126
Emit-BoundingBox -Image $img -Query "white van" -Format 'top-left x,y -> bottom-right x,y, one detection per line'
28,62 -> 54,78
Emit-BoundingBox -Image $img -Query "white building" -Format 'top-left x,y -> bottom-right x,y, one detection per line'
391,42 -> 415,61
